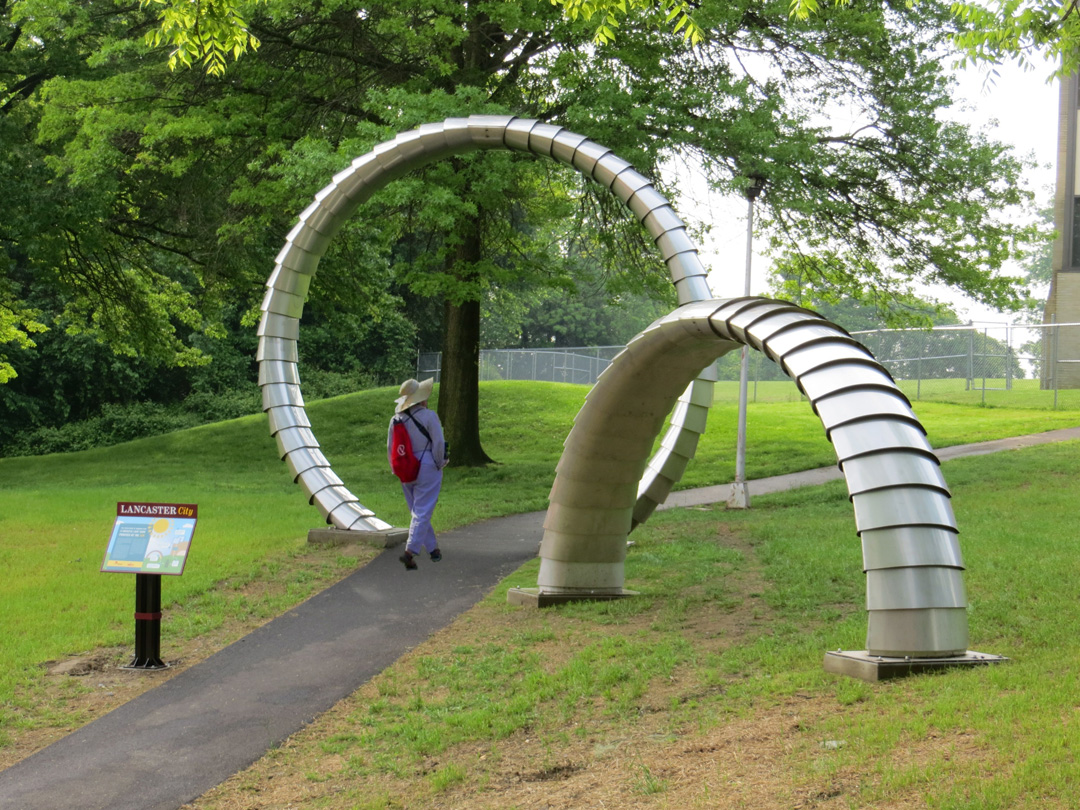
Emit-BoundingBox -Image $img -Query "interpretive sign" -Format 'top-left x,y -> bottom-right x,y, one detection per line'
101,502 -> 197,575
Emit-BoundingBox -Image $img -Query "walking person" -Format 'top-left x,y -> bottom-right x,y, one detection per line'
387,378 -> 448,570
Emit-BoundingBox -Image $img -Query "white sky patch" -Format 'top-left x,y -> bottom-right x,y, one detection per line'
664,60 -> 1060,325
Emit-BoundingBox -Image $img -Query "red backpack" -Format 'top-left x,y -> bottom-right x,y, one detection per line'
389,418 -> 421,483
389,414 -> 433,483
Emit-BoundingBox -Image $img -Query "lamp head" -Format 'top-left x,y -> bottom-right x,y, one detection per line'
745,175 -> 767,202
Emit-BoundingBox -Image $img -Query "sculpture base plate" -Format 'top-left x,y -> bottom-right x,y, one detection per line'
507,587 -> 638,608
307,527 -> 408,548
824,650 -> 1008,682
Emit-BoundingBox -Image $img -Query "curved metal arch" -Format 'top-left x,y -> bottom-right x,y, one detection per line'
544,298 -> 967,658
258,115 -> 719,532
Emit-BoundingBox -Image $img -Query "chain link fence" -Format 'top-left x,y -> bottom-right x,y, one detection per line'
418,323 -> 1080,409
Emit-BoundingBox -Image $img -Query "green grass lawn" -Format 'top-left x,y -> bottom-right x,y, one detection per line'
189,441 -> 1080,809
1,380 -> 1078,768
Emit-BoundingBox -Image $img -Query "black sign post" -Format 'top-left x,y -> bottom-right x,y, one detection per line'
131,574 -> 165,669
101,502 -> 198,670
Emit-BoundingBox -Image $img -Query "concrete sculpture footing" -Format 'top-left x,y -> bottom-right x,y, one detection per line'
307,527 -> 407,548
726,481 -> 750,509
506,587 -> 638,607
824,650 -> 1008,682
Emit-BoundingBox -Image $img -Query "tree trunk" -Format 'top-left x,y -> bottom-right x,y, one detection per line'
437,224 -> 494,467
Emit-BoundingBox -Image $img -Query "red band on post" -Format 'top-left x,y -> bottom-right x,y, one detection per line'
134,612 -> 162,621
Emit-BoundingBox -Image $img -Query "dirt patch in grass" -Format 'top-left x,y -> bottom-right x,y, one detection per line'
0,541 -> 379,772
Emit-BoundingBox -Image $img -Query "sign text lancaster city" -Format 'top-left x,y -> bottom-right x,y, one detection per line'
117,502 -> 196,518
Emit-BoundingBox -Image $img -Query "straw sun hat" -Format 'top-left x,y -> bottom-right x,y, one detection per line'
394,378 -> 434,413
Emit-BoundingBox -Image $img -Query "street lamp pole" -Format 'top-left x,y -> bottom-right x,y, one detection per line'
728,177 -> 765,509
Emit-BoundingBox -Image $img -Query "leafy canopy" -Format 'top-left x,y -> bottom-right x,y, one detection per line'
140,0 -> 261,76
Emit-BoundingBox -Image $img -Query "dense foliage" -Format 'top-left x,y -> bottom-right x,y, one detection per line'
1,0 -> 1049,460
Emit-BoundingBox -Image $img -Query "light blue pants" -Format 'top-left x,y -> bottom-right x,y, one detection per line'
401,457 -> 442,555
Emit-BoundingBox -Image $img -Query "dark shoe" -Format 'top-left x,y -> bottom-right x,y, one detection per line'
429,548 -> 442,562
399,552 -> 418,570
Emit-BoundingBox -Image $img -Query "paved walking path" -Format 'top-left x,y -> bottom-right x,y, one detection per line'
1,426 -> 1078,810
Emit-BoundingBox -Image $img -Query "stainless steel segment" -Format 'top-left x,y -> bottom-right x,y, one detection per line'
440,118 -> 474,150
842,451 -> 949,497
257,359 -> 300,386
550,131 -> 590,164
503,118 -> 537,151
261,382 -> 304,411
780,341 -> 877,378
273,425 -> 320,459
644,445 -> 692,482
592,154 -> 634,188
525,122 -> 564,156
720,298 -> 791,337
371,139 -> 417,182
763,323 -> 860,360
540,528 -> 629,563
549,476 -> 638,509
256,312 -> 300,341
830,419 -> 933,464
284,220 -> 330,254
332,155 -> 375,199
348,515 -> 395,532
267,265 -> 313,298
642,206 -> 687,240
670,399 -> 710,434
813,389 -> 917,436
570,140 -> 613,175
266,405 -> 311,436
860,526 -> 964,571
655,228 -> 698,258
637,472 -> 675,508
665,250 -> 708,283
327,501 -> 376,527
296,196 -> 341,236
537,558 -> 625,591
543,504 -> 634,538
417,122 -> 457,160
866,566 -> 966,610
866,608 -> 968,657
742,308 -> 835,351
627,186 -> 671,220
851,487 -> 956,532
610,170 -> 652,204
284,447 -> 330,481
466,115 -> 516,143
312,486 -> 360,522
256,336 -> 299,363
798,364 -> 896,402
261,287 -> 306,319
298,466 -> 345,502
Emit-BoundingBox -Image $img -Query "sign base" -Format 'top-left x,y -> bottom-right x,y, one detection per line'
121,659 -> 170,672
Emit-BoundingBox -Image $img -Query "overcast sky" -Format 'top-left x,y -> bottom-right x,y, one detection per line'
690,59 -> 1061,323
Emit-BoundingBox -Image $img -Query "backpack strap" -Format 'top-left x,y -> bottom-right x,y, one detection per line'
403,411 -> 433,450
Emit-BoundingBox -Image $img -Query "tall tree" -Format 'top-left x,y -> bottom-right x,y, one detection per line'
6,0 -> 1047,470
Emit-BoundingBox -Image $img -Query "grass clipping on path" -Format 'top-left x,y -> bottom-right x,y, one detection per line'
187,442 -> 1080,810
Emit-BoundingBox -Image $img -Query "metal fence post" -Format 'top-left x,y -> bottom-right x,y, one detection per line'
1005,325 -> 1013,391
982,328 -> 987,404
916,331 -> 923,400
1053,317 -> 1060,410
